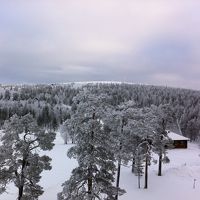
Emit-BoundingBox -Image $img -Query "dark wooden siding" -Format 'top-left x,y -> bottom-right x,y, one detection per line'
173,140 -> 188,148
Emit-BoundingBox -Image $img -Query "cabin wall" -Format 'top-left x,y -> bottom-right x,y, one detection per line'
173,140 -> 188,148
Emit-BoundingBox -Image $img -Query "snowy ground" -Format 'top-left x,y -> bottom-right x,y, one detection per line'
1,133 -> 200,200
121,143 -> 200,200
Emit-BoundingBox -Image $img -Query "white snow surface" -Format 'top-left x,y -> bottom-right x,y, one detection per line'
1,133 -> 200,200
168,131 -> 190,141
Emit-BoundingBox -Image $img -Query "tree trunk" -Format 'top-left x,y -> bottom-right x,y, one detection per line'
18,186 -> 24,200
158,154 -> 162,176
138,173 -> 141,189
88,166 -> 93,199
144,155 -> 148,189
115,160 -> 121,200
131,157 -> 135,173
18,157 -> 27,200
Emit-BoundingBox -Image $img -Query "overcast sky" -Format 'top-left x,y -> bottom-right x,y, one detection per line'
0,0 -> 200,90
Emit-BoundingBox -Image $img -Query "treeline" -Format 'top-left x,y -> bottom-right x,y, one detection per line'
0,84 -> 78,129
83,83 -> 200,141
0,83 -> 200,140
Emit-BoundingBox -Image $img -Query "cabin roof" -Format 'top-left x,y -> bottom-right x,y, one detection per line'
167,131 -> 190,141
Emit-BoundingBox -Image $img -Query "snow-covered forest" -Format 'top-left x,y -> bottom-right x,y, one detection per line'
0,83 -> 200,141
0,82 -> 200,200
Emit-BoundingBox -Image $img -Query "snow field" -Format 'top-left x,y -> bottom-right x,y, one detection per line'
1,133 -> 200,200
120,143 -> 200,200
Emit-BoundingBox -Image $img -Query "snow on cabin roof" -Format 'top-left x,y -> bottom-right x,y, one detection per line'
167,131 -> 190,141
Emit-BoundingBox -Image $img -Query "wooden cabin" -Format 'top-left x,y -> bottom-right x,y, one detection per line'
167,131 -> 190,149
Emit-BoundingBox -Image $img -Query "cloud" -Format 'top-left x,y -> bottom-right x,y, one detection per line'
0,0 -> 200,90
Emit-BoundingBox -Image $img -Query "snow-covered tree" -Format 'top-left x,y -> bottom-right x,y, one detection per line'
127,106 -> 157,189
0,150 -> 10,194
105,102 -> 157,192
134,146 -> 144,189
141,139 -> 152,189
60,122 -> 70,144
103,101 -> 138,199
60,118 -> 76,144
0,114 -> 56,200
151,104 -> 173,176
58,90 -> 122,200
152,130 -> 171,176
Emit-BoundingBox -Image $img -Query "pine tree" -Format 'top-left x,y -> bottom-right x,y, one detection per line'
0,114 -> 56,200
134,146 -> 144,189
113,103 -> 138,199
58,90 -> 122,200
128,106 -> 156,189
60,118 -> 76,144
142,139 -> 152,189
104,101 -> 137,200
151,104 -> 173,176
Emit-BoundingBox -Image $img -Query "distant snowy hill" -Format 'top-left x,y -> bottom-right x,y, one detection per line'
60,81 -> 149,88
2,133 -> 200,200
